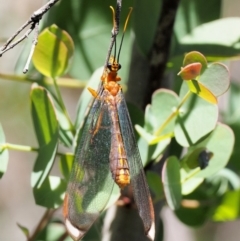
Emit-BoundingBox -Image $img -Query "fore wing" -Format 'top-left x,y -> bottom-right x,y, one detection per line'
117,91 -> 155,241
63,95 -> 114,241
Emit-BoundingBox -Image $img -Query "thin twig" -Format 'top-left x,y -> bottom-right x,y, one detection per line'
23,21 -> 39,73
0,25 -> 34,56
0,0 -> 60,73
28,209 -> 56,241
57,231 -> 69,241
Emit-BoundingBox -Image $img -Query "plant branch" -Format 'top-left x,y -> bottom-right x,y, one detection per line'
28,209 -> 55,241
57,231 -> 69,241
0,0 -> 60,73
144,0 -> 181,107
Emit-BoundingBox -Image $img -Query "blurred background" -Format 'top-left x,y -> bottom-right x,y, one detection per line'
0,0 -> 240,241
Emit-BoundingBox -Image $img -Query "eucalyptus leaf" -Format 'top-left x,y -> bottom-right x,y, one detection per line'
175,203 -> 210,226
132,0 -> 161,55
33,25 -> 74,78
162,156 -> 181,210
212,190 -> 240,221
183,51 -> 208,72
30,84 -> 59,206
175,82 -> 218,147
146,171 -> 163,200
181,18 -> 240,48
174,0 -> 221,41
186,80 -> 217,104
191,123 -> 234,178
199,62 -> 230,97
33,176 -> 66,208
175,17 -> 240,57
59,153 -> 74,180
146,89 -> 179,135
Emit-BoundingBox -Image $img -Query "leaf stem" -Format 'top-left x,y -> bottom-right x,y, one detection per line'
0,72 -> 86,88
0,143 -> 73,158
181,167 -> 201,184
1,143 -> 38,152
154,90 -> 192,136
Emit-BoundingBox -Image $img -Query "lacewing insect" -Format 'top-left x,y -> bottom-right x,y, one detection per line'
63,6 -> 155,241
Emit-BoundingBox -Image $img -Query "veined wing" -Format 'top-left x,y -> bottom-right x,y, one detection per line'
117,91 -> 155,241
63,94 -> 115,241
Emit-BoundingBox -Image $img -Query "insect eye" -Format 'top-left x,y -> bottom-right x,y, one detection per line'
107,63 -> 112,70
118,64 -> 121,70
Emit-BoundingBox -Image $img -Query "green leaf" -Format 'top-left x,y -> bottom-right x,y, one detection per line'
175,201 -> 210,226
33,24 -> 74,78
17,223 -> 29,238
175,82 -> 218,147
209,168 -> 240,190
199,62 -> 230,97
132,0 -> 162,55
136,89 -> 178,165
49,25 -> 74,58
191,123 -> 235,178
183,51 -> 208,72
33,176 -> 66,208
59,153 -> 74,180
146,89 -> 179,135
34,220 -> 71,241
181,174 -> 204,195
30,84 -> 59,206
136,132 -> 171,166
0,124 -> 8,178
186,80 -> 217,104
162,156 -> 181,210
174,0 -> 221,42
175,16 -> 240,57
146,171 -> 163,200
223,83 -> 240,172
181,147 -> 208,170
181,18 -> 240,49
212,190 -> 240,221
53,99 -> 74,147
180,148 -> 207,195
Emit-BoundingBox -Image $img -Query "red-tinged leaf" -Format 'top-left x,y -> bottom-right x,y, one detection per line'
183,51 -> 208,72
178,63 -> 202,80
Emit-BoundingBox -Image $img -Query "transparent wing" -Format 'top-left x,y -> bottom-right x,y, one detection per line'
64,93 -> 115,240
117,91 -> 155,237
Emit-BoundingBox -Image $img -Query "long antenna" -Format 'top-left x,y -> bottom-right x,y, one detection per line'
104,1 -> 122,69
117,7 -> 133,63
